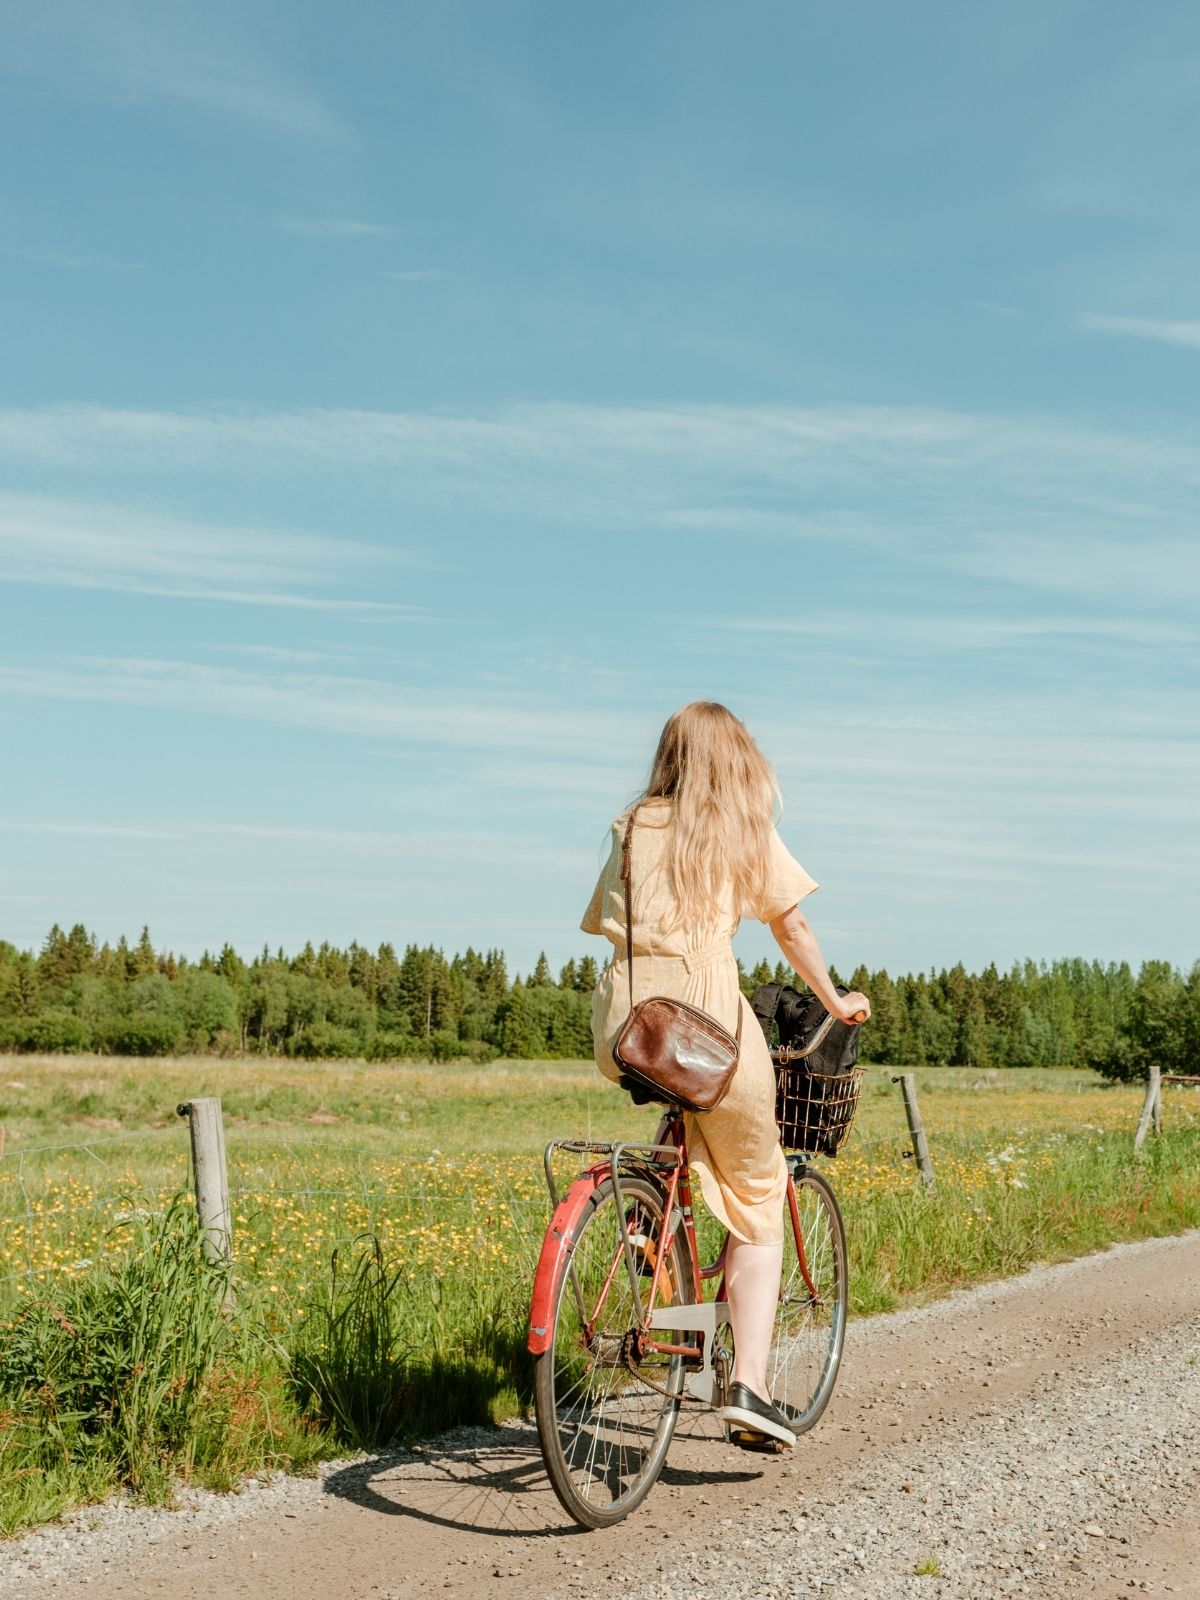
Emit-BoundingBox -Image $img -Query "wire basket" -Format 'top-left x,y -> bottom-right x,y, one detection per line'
775,1061 -> 866,1156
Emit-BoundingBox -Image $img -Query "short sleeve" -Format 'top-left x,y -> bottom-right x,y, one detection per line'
755,830 -> 819,923
580,825 -> 619,935
580,866 -> 606,934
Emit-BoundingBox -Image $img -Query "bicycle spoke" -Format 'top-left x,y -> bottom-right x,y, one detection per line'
534,1174 -> 689,1527
770,1169 -> 847,1435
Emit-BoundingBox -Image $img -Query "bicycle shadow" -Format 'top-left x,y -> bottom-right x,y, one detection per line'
321,1413 -> 765,1539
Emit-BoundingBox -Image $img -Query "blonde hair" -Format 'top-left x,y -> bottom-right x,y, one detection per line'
639,701 -> 779,927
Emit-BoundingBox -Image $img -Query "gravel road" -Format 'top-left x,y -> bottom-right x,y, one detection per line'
3,1230 -> 1197,1600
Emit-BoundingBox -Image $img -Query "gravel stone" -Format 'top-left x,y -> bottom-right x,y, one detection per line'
598,1312 -> 1200,1600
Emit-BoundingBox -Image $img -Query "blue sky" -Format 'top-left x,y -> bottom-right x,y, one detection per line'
1,1 -> 1197,978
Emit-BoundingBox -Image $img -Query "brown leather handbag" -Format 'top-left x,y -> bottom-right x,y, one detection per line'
612,807 -> 742,1113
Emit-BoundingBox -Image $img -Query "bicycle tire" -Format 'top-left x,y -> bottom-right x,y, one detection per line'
770,1163 -> 848,1436
533,1172 -> 694,1529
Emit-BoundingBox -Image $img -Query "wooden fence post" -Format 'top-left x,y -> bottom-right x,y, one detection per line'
1133,1063 -> 1162,1152
893,1073 -> 936,1192
176,1097 -> 232,1263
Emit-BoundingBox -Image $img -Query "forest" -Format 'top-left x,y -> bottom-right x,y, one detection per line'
0,924 -> 1195,1081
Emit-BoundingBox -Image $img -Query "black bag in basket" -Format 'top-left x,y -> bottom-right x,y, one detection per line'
751,982 -> 863,1155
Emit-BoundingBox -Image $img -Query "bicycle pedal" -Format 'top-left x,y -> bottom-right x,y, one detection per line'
727,1426 -> 786,1456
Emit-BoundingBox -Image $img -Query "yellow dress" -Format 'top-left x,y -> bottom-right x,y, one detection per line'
580,798 -> 819,1245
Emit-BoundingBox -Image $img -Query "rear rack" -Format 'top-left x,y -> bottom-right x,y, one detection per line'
542,1137 -> 680,1213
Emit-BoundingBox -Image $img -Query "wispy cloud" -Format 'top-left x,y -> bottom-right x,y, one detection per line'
950,529 -> 1200,608
968,299 -> 1025,318
274,217 -> 396,239
221,644 -> 360,665
0,401 -> 1197,616
0,494 -> 418,615
661,507 -> 887,542
1078,311 -> 1200,352
0,245 -> 149,272
2,651 -> 1194,782
0,816 -> 592,876
6,398 -> 1200,499
710,611 -> 1197,653
6,2 -> 346,141
0,656 -> 631,758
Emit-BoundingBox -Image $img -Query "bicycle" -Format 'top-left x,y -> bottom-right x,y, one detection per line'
528,1010 -> 864,1530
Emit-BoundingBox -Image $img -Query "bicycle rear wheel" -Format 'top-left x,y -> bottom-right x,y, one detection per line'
533,1172 -> 693,1529
770,1162 -> 847,1435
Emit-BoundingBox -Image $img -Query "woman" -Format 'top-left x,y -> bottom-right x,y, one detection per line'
580,701 -> 869,1447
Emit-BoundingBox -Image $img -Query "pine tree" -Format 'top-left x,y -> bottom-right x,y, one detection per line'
132,926 -> 157,977
216,943 -> 246,987
496,982 -> 532,1057
38,925 -> 69,992
865,968 -> 903,1061
292,942 -> 318,978
481,949 -> 509,1003
66,923 -> 95,977
348,942 -> 378,1002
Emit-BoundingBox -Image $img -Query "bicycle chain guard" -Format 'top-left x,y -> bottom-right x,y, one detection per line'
645,1299 -> 731,1404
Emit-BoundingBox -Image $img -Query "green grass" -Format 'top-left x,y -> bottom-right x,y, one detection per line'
0,1052 -> 1197,1537
0,1197 -> 325,1535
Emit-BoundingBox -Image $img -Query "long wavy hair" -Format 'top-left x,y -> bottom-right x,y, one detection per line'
639,701 -> 779,927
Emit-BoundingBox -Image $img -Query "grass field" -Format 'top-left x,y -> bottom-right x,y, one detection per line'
0,1052 -> 1197,1535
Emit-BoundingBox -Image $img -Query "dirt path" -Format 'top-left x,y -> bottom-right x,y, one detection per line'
7,1231 -> 1199,1600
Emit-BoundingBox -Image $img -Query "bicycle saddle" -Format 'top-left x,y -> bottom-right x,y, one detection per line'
618,1073 -> 673,1106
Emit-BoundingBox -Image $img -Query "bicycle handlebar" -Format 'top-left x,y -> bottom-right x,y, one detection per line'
769,1008 -> 866,1066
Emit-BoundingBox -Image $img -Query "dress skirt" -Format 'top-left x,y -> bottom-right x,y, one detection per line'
590,946 -> 787,1246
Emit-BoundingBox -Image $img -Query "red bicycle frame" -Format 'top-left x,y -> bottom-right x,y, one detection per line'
528,1114 -> 822,1368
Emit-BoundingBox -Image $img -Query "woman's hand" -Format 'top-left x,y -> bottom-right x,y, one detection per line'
835,991 -> 870,1025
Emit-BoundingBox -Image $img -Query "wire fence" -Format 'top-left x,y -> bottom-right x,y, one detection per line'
4,1074 -> 1169,1305
0,1124 -> 190,1293
0,1116 -> 549,1301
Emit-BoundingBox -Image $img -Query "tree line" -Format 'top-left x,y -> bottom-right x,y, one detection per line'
0,924 -> 1194,1079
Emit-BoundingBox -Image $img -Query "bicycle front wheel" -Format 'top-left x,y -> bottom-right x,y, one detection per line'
770,1163 -> 848,1435
534,1172 -> 693,1529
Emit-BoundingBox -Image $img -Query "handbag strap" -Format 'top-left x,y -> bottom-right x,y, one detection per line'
619,805 -> 742,1045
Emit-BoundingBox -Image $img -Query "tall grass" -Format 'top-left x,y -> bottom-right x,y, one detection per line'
289,1232 -> 531,1446
845,1128 -> 1200,1313
0,1199 -> 324,1535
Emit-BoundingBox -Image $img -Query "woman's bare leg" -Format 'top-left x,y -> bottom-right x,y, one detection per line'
724,1235 -> 783,1398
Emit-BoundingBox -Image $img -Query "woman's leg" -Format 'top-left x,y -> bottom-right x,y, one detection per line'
724,1234 -> 783,1399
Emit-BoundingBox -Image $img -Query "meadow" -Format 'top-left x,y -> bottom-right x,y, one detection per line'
0,1052 -> 1197,1536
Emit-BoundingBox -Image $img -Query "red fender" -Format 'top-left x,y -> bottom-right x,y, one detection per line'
527,1162 -> 609,1354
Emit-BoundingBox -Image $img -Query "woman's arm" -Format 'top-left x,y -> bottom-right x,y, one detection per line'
768,904 -> 870,1023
